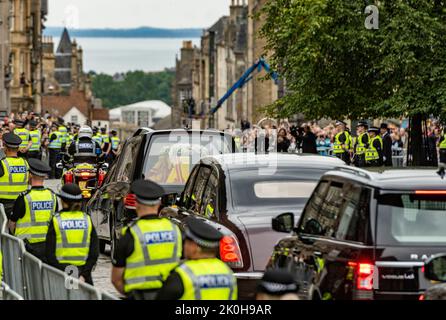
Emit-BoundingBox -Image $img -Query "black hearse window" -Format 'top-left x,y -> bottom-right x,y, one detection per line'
334,185 -> 370,243
318,181 -> 344,237
188,166 -> 212,212
299,181 -> 330,235
181,165 -> 200,208
200,169 -> 219,219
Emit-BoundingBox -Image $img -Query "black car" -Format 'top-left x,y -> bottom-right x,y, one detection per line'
160,153 -> 346,299
87,128 -> 236,255
269,167 -> 446,300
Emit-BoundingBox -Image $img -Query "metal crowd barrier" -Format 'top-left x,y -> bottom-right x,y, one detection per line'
0,204 -> 119,300
1,282 -> 24,300
392,148 -> 405,167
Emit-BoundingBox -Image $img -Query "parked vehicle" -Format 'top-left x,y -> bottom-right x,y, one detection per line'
160,153 -> 346,299
269,168 -> 446,300
87,128 -> 237,255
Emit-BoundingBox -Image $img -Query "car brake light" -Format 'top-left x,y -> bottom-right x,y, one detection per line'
419,294 -> 425,301
415,190 -> 446,195
65,171 -> 73,184
220,235 -> 243,268
124,193 -> 137,210
97,172 -> 105,187
356,263 -> 374,291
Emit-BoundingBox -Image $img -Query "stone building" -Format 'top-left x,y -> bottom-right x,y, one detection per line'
0,0 -> 12,114
172,0 -> 249,130
247,0 -> 279,124
9,0 -> 48,113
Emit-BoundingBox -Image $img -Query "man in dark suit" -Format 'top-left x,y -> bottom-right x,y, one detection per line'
381,123 -> 393,167
302,125 -> 318,154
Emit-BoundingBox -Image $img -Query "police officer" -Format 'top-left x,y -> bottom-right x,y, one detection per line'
13,119 -> 32,158
0,133 -> 30,218
256,268 -> 300,300
353,121 -> 369,168
28,120 -> 42,160
9,159 -> 57,261
111,180 -> 182,300
333,120 -> 351,165
92,127 -> 103,147
439,129 -> 446,165
110,130 -> 121,163
366,127 -> 384,167
157,217 -> 237,300
45,183 -> 99,285
68,125 -> 102,165
58,120 -> 69,151
101,128 -> 111,155
47,123 -> 61,179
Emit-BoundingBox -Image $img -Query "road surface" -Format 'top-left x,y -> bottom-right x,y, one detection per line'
45,179 -> 121,298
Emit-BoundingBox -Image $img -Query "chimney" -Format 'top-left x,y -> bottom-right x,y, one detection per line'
182,41 -> 193,49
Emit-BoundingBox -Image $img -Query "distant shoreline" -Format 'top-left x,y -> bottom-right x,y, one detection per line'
44,26 -> 203,39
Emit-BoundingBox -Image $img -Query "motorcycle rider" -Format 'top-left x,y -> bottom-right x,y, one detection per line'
67,125 -> 102,166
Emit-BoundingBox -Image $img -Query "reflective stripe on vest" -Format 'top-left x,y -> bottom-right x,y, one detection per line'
176,259 -> 238,300
59,127 -> 68,145
0,158 -> 29,200
366,136 -> 383,162
48,132 -> 61,149
102,134 -> 110,144
355,133 -> 369,155
29,130 -> 41,152
111,137 -> 120,150
15,189 -> 57,243
14,128 -> 30,148
93,135 -> 102,145
123,218 -> 182,293
54,211 -> 92,266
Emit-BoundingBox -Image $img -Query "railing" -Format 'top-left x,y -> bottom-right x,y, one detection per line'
0,205 -> 119,300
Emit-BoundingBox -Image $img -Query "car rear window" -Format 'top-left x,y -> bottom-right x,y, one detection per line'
377,193 -> 446,246
143,133 -> 232,186
231,168 -> 325,210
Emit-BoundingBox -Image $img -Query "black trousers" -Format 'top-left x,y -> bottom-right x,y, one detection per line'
335,152 -> 351,165
27,151 -> 42,160
440,149 -> 446,164
25,241 -> 47,263
127,289 -> 160,300
0,200 -> 15,219
48,148 -> 60,179
354,154 -> 367,168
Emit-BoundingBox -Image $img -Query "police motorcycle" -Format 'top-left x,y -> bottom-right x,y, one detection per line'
56,126 -> 109,202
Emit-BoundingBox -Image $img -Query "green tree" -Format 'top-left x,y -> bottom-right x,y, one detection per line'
91,70 -> 174,108
259,0 -> 446,165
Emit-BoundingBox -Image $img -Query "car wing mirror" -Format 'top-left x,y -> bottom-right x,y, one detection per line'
101,163 -> 109,170
424,254 -> 446,282
106,181 -> 131,198
272,212 -> 295,233
302,218 -> 324,236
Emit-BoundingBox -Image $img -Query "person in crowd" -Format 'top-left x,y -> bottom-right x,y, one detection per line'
46,123 -> 61,179
45,183 -> 99,285
302,124 -> 318,154
380,123 -> 393,167
157,217 -> 237,300
9,159 -> 57,261
0,133 -> 30,218
366,127 -> 383,167
112,180 -> 182,300
428,126 -> 439,167
277,128 -> 290,153
256,269 -> 300,300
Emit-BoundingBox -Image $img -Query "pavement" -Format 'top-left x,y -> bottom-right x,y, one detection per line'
45,179 -> 121,298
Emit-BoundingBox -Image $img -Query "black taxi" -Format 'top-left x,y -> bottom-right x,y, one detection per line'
269,167 -> 446,300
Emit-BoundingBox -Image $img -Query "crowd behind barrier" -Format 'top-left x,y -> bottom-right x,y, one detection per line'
0,204 -> 118,300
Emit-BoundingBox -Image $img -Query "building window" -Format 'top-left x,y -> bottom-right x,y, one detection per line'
138,111 -> 150,127
123,111 -> 135,125
71,115 -> 78,124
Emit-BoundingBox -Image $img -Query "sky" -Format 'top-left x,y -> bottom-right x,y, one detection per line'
47,0 -> 233,29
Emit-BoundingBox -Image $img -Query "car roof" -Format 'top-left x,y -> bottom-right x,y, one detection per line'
201,153 -> 346,171
322,167 -> 446,190
134,128 -> 232,137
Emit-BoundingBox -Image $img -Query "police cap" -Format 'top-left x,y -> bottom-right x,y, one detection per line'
257,269 -> 299,296
51,123 -> 58,129
101,128 -> 107,133
58,183 -> 83,202
368,126 -> 380,133
184,216 -> 223,249
14,119 -> 25,126
28,158 -> 51,177
356,121 -> 369,128
131,179 -> 165,206
3,133 -> 22,148
29,120 -> 37,127
335,120 -> 346,127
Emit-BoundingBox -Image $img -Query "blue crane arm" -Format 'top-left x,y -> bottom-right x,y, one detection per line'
210,58 -> 278,115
